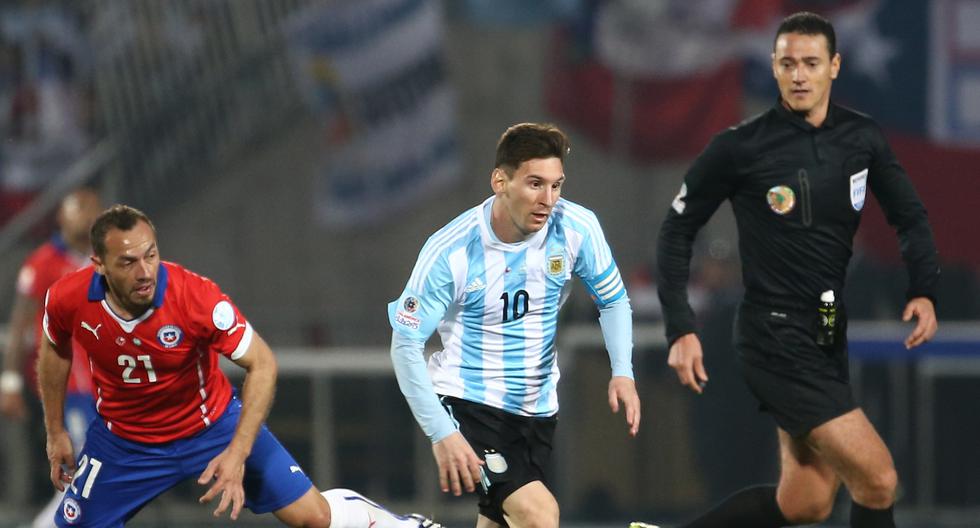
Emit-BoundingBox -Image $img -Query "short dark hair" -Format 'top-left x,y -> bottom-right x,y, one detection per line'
775,11 -> 837,57
494,123 -> 570,174
91,204 -> 156,258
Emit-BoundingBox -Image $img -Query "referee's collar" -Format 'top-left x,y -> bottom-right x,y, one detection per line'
774,98 -> 838,131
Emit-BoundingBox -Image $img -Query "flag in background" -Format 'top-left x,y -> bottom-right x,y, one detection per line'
286,0 -> 459,228
546,0 -> 751,161
815,0 -> 980,266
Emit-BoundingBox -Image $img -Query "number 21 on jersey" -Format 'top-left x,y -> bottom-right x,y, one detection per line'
118,354 -> 157,383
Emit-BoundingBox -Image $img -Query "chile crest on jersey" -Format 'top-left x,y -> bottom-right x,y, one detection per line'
157,324 -> 183,348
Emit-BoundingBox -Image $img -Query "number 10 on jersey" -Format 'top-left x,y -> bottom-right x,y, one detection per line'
500,290 -> 529,322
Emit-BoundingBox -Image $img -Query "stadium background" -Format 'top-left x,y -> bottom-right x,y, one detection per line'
0,1 -> 978,526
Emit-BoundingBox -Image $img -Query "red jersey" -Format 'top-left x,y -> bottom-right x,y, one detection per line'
43,261 -> 252,443
16,234 -> 92,396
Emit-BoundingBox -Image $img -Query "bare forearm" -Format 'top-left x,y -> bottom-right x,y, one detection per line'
231,369 -> 274,456
38,341 -> 71,434
231,354 -> 276,457
3,295 -> 36,373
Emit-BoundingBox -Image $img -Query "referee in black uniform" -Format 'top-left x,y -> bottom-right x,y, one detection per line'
648,12 -> 939,528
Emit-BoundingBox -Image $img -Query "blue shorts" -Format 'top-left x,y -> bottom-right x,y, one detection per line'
55,398 -> 313,527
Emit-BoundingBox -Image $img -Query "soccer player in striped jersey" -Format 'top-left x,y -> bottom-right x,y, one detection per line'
389,123 -> 641,528
38,205 -> 441,528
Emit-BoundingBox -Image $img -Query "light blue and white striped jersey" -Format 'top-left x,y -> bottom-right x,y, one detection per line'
388,196 -> 627,417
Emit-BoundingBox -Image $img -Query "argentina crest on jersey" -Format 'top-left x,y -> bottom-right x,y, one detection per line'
547,253 -> 565,276
849,168 -> 868,211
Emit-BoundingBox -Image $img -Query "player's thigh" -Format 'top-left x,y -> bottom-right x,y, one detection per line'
776,427 -> 839,519
191,399 -> 314,515
806,408 -> 896,490
501,481 -> 559,528
54,434 -> 180,527
240,423 -> 316,515
271,486 -> 329,528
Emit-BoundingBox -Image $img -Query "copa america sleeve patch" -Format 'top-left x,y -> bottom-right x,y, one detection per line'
212,301 -> 236,330
395,310 -> 420,330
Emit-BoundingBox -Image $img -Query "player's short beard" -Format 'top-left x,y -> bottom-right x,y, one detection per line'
106,274 -> 154,315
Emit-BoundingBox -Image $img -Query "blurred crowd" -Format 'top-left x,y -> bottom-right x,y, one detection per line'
0,3 -> 94,227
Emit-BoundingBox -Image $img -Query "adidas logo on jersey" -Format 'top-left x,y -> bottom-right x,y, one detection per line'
464,278 -> 486,293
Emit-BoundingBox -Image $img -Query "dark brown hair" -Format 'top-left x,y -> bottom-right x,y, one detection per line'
91,204 -> 156,258
494,123 -> 570,174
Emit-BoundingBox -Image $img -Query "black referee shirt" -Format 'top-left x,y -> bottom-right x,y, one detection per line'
657,100 -> 940,345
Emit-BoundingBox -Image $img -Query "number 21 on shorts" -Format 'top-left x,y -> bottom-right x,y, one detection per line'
69,455 -> 103,499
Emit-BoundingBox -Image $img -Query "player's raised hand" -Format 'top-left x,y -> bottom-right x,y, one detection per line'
431,431 -> 484,496
46,429 -> 75,491
903,296 -> 938,349
197,446 -> 247,520
667,333 -> 709,394
608,376 -> 641,436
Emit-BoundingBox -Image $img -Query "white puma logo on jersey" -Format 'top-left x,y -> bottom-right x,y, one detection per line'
289,465 -> 303,474
81,322 -> 102,340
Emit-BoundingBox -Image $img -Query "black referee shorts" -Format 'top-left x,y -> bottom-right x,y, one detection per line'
733,298 -> 857,438
439,396 -> 557,525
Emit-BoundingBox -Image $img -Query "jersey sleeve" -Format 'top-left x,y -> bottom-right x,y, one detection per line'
866,122 -> 940,303
388,245 -> 455,341
42,284 -> 73,358
566,206 -> 627,308
185,274 -> 252,361
657,131 -> 740,344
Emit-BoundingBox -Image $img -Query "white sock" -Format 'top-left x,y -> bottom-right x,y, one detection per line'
33,492 -> 64,528
321,488 -> 418,528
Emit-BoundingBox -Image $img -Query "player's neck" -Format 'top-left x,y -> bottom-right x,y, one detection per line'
489,199 -> 530,244
104,289 -> 151,320
805,104 -> 829,127
782,98 -> 830,128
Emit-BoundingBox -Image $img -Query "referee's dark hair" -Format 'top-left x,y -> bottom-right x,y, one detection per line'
495,123 -> 570,175
91,204 -> 156,258
775,11 -> 837,57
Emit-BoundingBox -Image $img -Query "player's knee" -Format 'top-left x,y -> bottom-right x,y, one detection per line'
304,508 -> 332,528
280,499 -> 331,528
781,496 -> 833,525
854,467 -> 898,508
506,499 -> 559,528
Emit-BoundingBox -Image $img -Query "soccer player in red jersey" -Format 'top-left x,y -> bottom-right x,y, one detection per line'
38,205 -> 440,528
2,187 -> 101,528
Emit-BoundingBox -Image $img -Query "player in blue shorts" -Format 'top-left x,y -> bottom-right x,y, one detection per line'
39,205 -> 441,527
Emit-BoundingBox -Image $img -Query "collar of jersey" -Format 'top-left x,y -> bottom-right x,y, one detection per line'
87,263 -> 169,309
51,233 -> 68,254
774,97 -> 838,131
479,196 -> 549,252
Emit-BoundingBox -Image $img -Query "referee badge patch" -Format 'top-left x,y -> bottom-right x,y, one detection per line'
766,185 -> 796,215
849,168 -> 868,211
